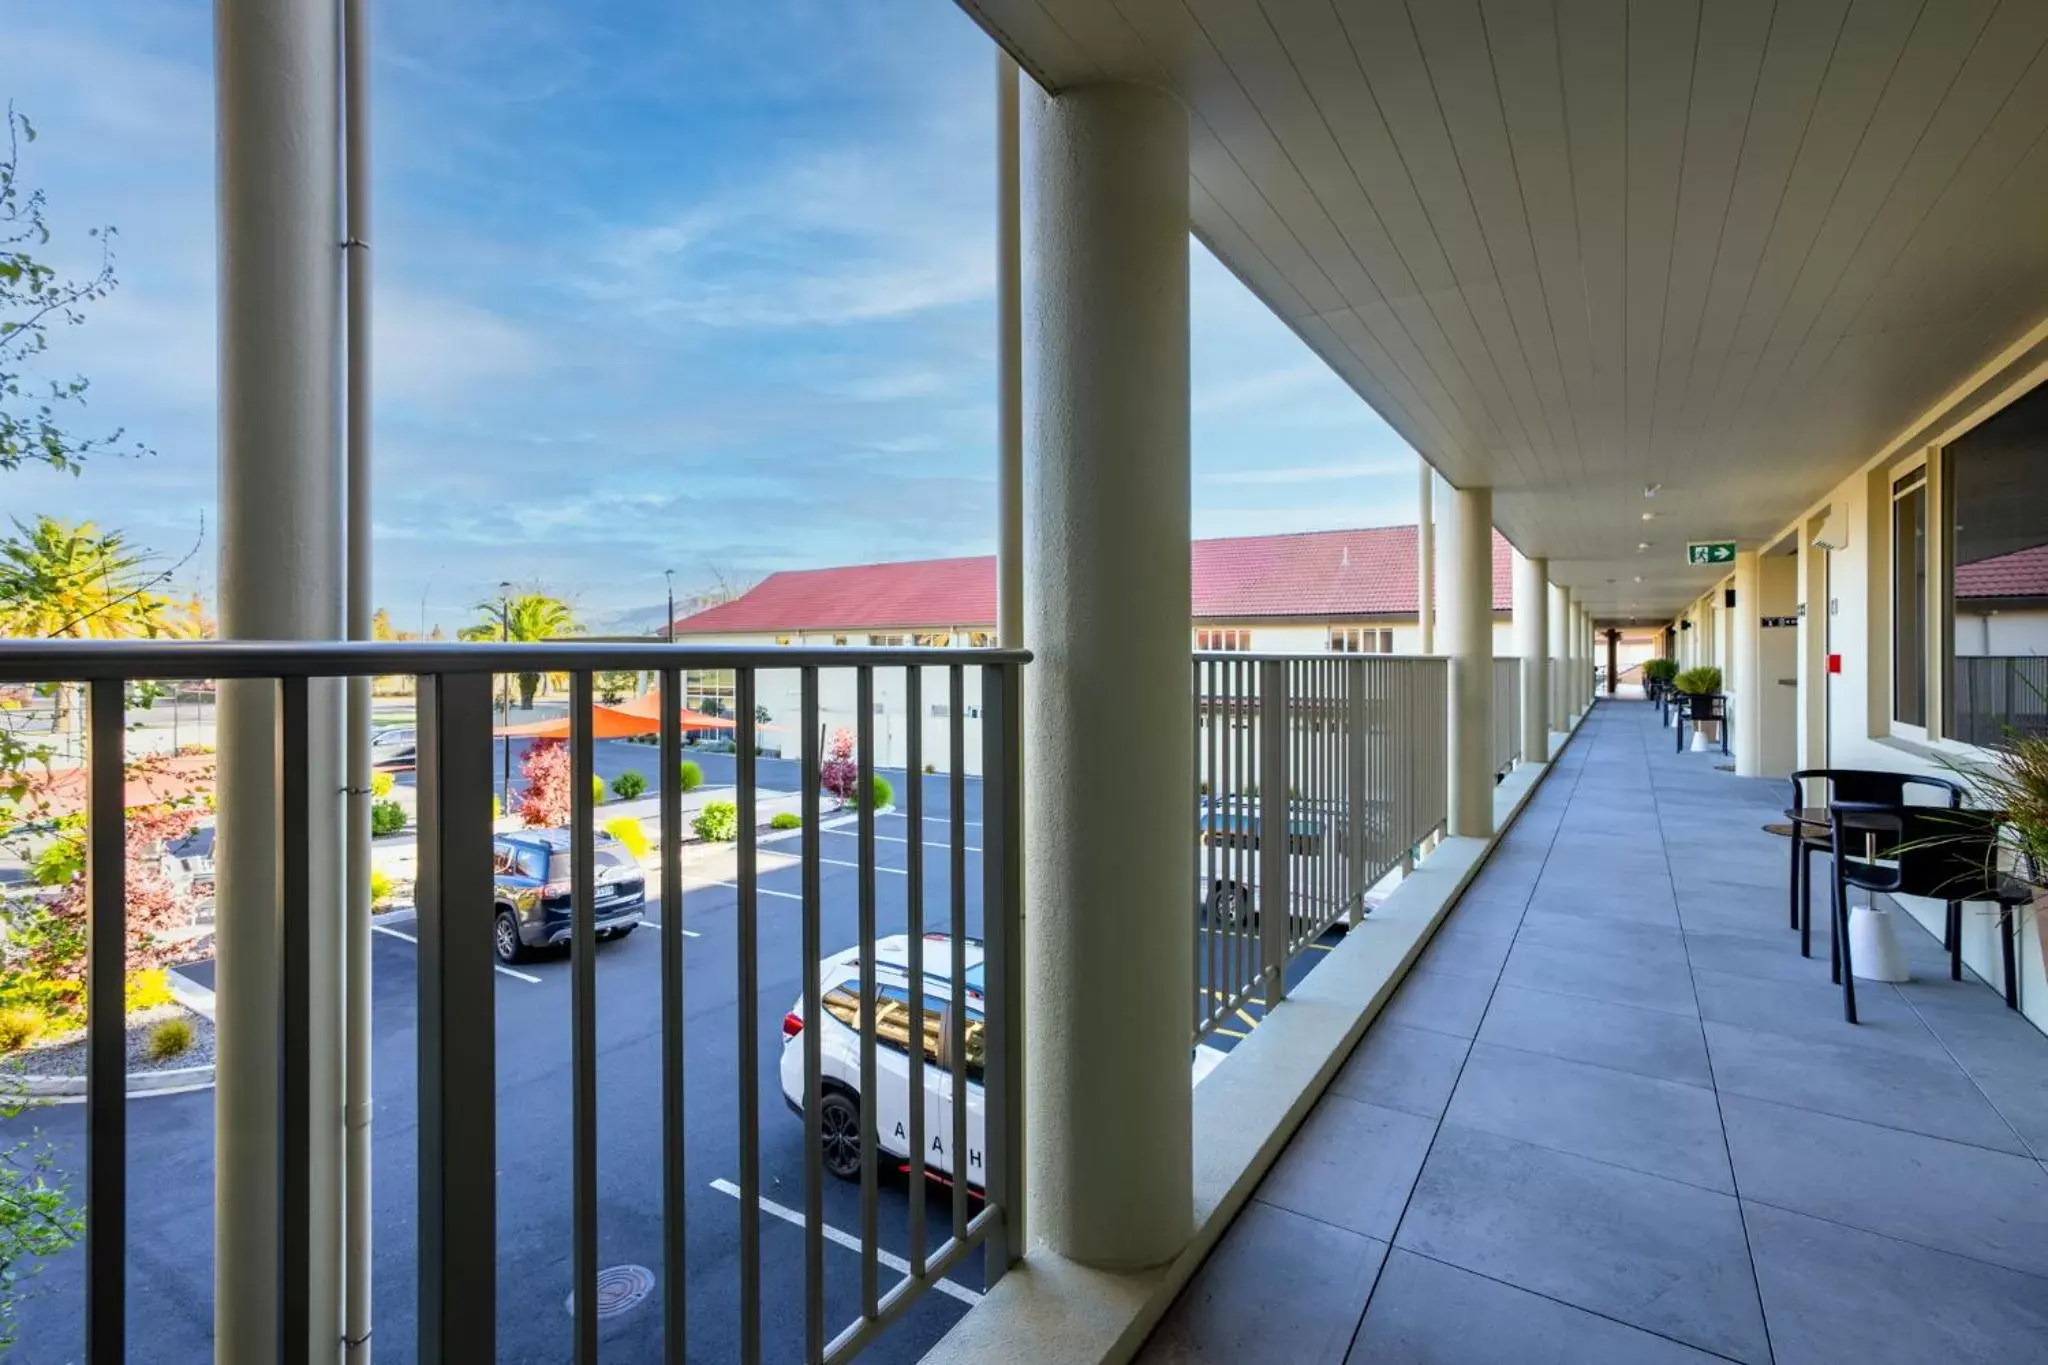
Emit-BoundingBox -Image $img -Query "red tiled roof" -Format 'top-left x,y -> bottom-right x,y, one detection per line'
674,525 -> 1513,635
1956,543 -> 2048,601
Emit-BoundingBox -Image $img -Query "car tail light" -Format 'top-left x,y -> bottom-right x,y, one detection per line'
543,880 -> 572,900
781,1012 -> 804,1038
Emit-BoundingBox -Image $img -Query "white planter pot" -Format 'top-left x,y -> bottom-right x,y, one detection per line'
1848,904 -> 1912,983
1689,728 -> 1713,752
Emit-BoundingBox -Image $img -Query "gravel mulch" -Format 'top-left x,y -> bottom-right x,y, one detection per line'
9,1003 -> 216,1077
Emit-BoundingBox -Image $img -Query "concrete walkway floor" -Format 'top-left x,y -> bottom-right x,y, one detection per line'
1140,698 -> 2048,1365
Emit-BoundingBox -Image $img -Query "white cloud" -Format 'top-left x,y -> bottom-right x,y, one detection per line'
375,291 -> 552,404
833,369 -> 950,402
1192,362 -> 1328,414
1203,457 -> 1417,485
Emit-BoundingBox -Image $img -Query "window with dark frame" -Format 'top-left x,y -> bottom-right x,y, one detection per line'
1893,469 -> 1927,727
1945,381 -> 2048,745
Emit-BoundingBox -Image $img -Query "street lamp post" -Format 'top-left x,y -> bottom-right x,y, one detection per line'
664,568 -> 676,645
499,581 -> 513,810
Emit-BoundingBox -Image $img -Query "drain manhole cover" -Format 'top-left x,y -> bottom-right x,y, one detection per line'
564,1264 -> 656,1320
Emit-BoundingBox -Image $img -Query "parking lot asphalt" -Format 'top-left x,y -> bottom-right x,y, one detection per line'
8,773 -> 988,1365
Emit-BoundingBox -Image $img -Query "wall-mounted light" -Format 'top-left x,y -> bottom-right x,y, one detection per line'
1643,483 -> 1660,498
1638,542 -> 1651,552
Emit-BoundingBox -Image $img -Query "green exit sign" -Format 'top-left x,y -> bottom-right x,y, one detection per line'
1687,542 -> 1737,566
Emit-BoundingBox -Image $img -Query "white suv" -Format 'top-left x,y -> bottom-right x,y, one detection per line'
780,934 -> 1226,1189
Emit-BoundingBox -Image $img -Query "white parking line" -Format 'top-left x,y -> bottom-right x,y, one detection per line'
883,813 -> 984,830
699,879 -> 805,902
370,922 -> 543,983
823,828 -> 981,855
639,920 -> 702,939
818,854 -> 906,878
708,1178 -> 982,1306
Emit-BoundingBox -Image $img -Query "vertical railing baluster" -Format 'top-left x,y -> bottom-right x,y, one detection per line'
1347,659 -> 1369,926
277,675 -> 312,1364
948,667 -> 968,1243
1204,659 -> 1219,1036
1191,658 -> 1201,1037
736,666 -> 761,1365
85,678 -> 126,1365
1235,659 -> 1248,1013
800,668 -> 825,1365
570,672 -> 599,1365
855,666 -> 880,1319
416,670 -> 496,1365
905,667 -> 927,1277
659,665 -> 686,1365
981,661 -> 1023,1283
1260,659 -> 1288,1007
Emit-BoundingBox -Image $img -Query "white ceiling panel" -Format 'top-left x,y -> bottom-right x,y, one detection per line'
957,0 -> 2048,619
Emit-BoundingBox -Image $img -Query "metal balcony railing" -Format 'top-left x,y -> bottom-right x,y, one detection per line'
0,639 -> 1026,1365
1493,657 -> 1522,776
1951,655 -> 2048,747
1190,654 -> 1448,1043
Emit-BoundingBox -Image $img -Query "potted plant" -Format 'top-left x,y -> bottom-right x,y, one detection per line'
1673,666 -> 1723,750
1941,727 -> 2048,984
1643,657 -> 1679,706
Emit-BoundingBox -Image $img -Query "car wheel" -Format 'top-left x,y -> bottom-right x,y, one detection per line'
493,910 -> 529,964
817,1090 -> 862,1182
1207,880 -> 1255,929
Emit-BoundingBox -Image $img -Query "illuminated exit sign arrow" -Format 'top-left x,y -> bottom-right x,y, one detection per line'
1687,542 -> 1737,566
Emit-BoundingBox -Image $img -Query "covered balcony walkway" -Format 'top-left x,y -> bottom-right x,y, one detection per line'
1142,699 -> 2048,1365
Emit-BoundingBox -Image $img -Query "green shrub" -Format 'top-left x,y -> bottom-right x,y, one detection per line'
125,969 -> 175,1013
0,1007 -> 45,1053
1673,665 -> 1723,696
370,799 -> 407,836
29,831 -> 83,887
145,1017 -> 194,1062
869,775 -> 893,810
370,771 -> 395,798
369,868 -> 395,906
605,815 -> 651,859
611,769 -> 647,800
593,774 -> 608,805
769,812 -> 801,831
492,794 -> 503,821
1642,657 -> 1680,684
678,760 -> 703,793
692,799 -> 738,842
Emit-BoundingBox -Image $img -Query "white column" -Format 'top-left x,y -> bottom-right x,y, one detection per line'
1732,550 -> 1762,774
996,52 -> 1024,650
215,1 -> 345,1357
1548,583 -> 1569,733
1514,551 -> 1550,763
1417,461 -> 1435,653
1024,80 -> 1191,1270
1445,485 -> 1494,837
1797,520 -> 1827,771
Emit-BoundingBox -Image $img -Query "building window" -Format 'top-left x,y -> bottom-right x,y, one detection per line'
685,668 -> 736,717
1893,469 -> 1928,726
911,632 -> 952,647
1330,627 -> 1363,653
832,634 -> 848,647
1945,382 -> 2048,745
774,634 -> 792,647
968,631 -> 994,647
1197,628 -> 1249,652
868,633 -> 908,647
1379,629 -> 1395,653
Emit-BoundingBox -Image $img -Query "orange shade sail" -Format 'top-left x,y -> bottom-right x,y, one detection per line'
490,699 -> 737,739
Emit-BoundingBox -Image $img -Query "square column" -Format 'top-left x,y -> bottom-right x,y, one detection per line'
1024,80 -> 1192,1270
1548,583 -> 1570,732
1444,485 -> 1494,837
1513,550 -> 1550,763
1732,549 -> 1762,774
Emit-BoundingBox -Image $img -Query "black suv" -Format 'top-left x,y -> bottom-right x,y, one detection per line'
491,827 -> 646,963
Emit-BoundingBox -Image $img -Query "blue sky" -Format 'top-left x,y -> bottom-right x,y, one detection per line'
3,0 -> 1421,631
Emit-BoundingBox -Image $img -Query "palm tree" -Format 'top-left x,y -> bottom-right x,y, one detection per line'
0,516 -> 168,639
461,591 -> 580,708
0,516 -> 174,732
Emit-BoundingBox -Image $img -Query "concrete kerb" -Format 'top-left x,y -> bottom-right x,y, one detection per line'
918,706 -> 1595,1365
12,1064 -> 216,1105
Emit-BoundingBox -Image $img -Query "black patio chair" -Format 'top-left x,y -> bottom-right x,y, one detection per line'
1827,801 -> 2032,1024
1674,692 -> 1728,754
1785,769 -> 1962,958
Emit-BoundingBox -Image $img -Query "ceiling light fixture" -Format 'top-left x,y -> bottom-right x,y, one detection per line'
1634,576 -> 1643,583
1641,511 -> 1657,521
1638,542 -> 1651,552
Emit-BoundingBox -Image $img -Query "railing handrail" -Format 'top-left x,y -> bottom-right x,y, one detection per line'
0,638 -> 1032,681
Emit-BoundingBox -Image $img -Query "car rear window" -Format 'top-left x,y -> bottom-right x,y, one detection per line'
547,846 -> 632,881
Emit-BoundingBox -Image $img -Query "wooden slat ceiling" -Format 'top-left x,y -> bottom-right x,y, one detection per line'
958,0 -> 2048,621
